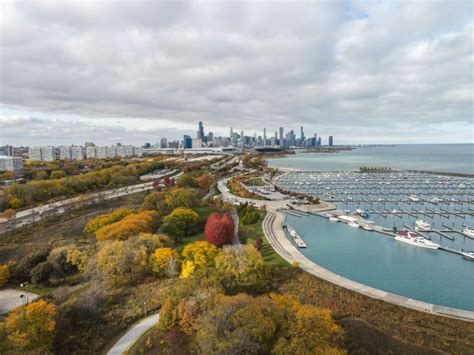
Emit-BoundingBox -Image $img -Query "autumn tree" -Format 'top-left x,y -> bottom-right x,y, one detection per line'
83,208 -> 134,234
204,212 -> 234,247
95,210 -> 159,241
196,293 -> 277,354
195,173 -> 214,191
162,207 -> 199,242
96,240 -> 147,286
3,299 -> 56,353
66,248 -> 89,273
180,241 -> 217,278
136,233 -> 171,254
215,244 -> 265,289
150,247 -> 181,278
0,264 -> 9,286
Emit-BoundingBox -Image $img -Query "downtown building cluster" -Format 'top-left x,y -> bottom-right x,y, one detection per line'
169,122 -> 335,150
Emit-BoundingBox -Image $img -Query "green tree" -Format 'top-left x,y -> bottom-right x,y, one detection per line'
162,207 -> 199,242
150,247 -> 181,278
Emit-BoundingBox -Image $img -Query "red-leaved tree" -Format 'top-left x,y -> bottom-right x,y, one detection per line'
205,212 -> 234,247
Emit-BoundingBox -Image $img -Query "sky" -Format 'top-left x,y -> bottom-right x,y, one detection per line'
0,0 -> 473,146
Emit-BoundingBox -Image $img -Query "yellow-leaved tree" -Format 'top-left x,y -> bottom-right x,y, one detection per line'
0,264 -> 10,286
95,210 -> 159,241
4,299 -> 56,353
180,241 -> 217,278
150,247 -> 181,278
96,240 -> 147,286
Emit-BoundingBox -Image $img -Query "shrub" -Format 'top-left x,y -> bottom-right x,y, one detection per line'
15,248 -> 50,281
162,207 -> 199,242
30,261 -> 54,285
0,264 -> 10,286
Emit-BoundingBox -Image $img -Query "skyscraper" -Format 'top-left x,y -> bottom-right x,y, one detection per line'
279,127 -> 284,147
263,128 -> 267,145
300,126 -> 305,144
198,121 -> 205,142
183,135 -> 192,149
329,136 -> 334,147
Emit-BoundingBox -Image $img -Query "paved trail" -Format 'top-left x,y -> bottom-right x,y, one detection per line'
107,313 -> 160,355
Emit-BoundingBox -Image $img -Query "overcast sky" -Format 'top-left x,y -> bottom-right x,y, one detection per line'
0,0 -> 473,146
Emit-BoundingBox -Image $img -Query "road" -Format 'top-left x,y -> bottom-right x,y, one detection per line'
107,313 -> 160,355
0,171 -> 183,234
0,289 -> 39,314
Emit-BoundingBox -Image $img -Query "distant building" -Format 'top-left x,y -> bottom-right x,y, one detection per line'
106,146 -> 116,158
167,141 -> 179,149
0,145 -> 13,156
183,135 -> 192,149
329,136 -> 334,147
29,146 -> 56,161
160,138 -> 168,148
86,146 -> 97,159
279,127 -> 284,147
59,146 -> 72,160
191,138 -> 203,149
197,121 -> 206,142
0,155 -> 23,174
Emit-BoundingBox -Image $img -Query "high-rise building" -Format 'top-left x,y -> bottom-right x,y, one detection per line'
230,126 -> 234,139
198,121 -> 205,142
279,127 -> 284,147
96,146 -> 107,159
183,135 -> 192,149
192,138 -> 202,149
71,146 -> 85,160
263,128 -> 267,143
59,146 -> 72,160
0,145 -> 13,156
300,126 -> 305,144
329,136 -> 334,147
160,138 -> 168,148
317,137 -> 322,146
0,156 -> 23,174
106,146 -> 116,158
41,146 -> 56,161
86,146 -> 97,159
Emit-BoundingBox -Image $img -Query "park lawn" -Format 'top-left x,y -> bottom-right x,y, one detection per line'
174,232 -> 205,253
239,218 -> 289,267
242,176 -> 265,186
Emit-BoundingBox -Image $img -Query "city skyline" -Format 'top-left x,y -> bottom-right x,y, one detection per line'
1,1 -> 473,145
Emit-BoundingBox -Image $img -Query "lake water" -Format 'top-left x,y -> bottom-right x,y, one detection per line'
271,144 -> 474,311
268,144 -> 473,174
286,214 -> 474,311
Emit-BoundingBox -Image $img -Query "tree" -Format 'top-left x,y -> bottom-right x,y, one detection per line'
15,247 -> 50,281
30,261 -> 54,285
95,210 -> 159,241
214,244 -> 265,289
205,212 -> 234,247
272,305 -> 344,354
195,293 -> 278,354
4,299 -> 56,352
136,233 -> 171,254
195,173 -> 214,191
181,241 -> 217,272
96,240 -> 147,286
84,207 -> 135,234
176,173 -> 198,188
0,264 -> 9,286
162,207 -> 199,242
150,247 -> 180,278
66,248 -> 89,273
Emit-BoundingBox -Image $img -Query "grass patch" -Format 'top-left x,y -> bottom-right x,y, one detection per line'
242,177 -> 265,186
239,216 -> 289,267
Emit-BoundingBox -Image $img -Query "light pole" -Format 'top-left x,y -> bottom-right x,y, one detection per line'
143,301 -> 147,317
20,282 -> 29,304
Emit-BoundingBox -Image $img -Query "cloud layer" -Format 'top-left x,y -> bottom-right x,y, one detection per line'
0,0 -> 472,144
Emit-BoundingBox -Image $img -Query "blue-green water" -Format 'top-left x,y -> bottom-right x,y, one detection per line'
268,144 -> 473,173
286,214 -> 474,311
271,144 -> 474,311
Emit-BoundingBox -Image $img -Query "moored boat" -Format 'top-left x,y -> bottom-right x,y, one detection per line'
415,220 -> 431,231
463,226 -> 474,238
461,251 -> 474,261
395,230 -> 440,250
348,221 -> 359,228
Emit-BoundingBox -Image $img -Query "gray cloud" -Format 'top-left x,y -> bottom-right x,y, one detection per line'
0,0 -> 472,144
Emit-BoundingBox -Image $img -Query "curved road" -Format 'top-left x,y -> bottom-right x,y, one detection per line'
107,313 -> 160,355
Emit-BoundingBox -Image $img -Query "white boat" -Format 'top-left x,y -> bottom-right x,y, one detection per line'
348,222 -> 359,228
463,227 -> 474,238
415,220 -> 431,231
430,197 -> 440,204
286,225 -> 307,248
359,220 -> 375,231
461,251 -> 474,261
409,195 -> 420,202
395,230 -> 440,250
329,217 -> 339,222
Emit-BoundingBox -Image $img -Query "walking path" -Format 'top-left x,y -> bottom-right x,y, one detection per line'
107,313 -> 160,355
216,176 -> 474,322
